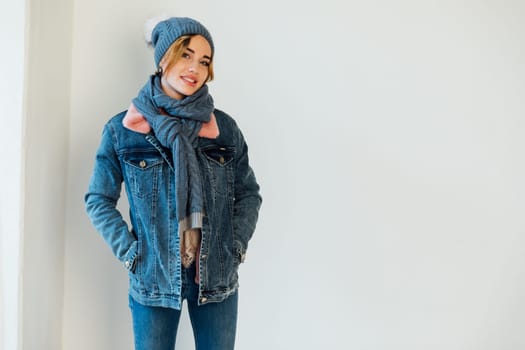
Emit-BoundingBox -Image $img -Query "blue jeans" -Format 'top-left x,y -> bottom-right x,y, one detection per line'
129,265 -> 238,350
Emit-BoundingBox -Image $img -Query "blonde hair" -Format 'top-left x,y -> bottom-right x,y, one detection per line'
160,35 -> 214,82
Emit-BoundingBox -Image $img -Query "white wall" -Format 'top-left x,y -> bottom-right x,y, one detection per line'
63,1 -> 525,349
0,1 -> 26,349
21,0 -> 73,348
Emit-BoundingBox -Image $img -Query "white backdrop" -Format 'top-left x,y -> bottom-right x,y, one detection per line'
0,2 -> 25,349
62,1 -> 525,349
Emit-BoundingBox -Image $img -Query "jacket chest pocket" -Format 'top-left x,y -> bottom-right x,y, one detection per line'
199,146 -> 236,197
122,152 -> 165,199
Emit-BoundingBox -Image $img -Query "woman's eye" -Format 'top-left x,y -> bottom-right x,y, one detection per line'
200,61 -> 210,67
182,53 -> 191,59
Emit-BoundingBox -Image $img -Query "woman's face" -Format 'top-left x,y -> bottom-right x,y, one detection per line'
160,35 -> 212,100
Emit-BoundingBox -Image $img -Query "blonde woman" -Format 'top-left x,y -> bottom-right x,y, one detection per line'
85,17 -> 262,350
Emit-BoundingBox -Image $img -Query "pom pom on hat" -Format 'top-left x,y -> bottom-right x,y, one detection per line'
144,15 -> 170,46
145,16 -> 214,67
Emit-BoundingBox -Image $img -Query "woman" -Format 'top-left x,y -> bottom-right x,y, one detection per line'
85,17 -> 262,350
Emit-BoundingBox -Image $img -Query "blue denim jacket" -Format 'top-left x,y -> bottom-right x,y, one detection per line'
85,109 -> 262,309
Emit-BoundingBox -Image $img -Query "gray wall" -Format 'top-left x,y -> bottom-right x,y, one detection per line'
14,0 -> 525,349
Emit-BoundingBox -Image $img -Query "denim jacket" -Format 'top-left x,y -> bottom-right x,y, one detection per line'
85,109 -> 262,309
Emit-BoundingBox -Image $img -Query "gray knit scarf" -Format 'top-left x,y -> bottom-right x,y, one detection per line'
132,74 -> 214,235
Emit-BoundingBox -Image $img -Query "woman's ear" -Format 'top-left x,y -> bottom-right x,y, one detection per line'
157,59 -> 168,76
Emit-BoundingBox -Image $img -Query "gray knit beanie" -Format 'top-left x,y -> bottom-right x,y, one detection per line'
146,17 -> 214,67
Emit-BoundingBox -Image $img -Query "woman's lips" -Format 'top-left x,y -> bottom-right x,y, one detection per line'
181,75 -> 197,86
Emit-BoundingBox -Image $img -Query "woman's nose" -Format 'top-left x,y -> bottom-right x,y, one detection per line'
188,60 -> 197,73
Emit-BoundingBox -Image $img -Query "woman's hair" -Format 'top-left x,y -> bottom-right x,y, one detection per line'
161,34 -> 214,82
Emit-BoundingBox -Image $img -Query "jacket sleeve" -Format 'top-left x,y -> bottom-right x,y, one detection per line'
232,125 -> 262,263
84,123 -> 138,271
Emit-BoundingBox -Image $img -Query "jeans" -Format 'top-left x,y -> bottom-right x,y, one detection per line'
129,264 -> 238,350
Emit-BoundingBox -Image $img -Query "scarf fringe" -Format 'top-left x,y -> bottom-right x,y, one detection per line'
178,211 -> 204,236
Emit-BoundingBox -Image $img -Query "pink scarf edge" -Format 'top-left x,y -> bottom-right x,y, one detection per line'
122,103 -> 220,139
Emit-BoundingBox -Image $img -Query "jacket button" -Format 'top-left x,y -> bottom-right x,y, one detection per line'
219,156 -> 225,164
201,297 -> 208,303
139,160 -> 146,168
201,254 -> 207,260
125,261 -> 130,268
